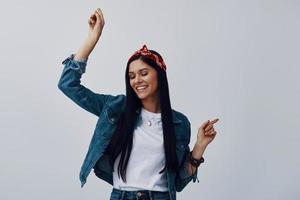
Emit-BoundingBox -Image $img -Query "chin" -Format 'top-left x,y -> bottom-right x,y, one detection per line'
136,92 -> 150,100
137,94 -> 148,100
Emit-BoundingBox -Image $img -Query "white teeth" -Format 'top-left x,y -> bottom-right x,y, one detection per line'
136,86 -> 147,90
136,85 -> 148,92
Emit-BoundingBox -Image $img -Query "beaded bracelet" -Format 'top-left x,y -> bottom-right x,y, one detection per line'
188,151 -> 205,167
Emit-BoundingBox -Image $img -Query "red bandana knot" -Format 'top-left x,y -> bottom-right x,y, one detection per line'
128,44 -> 166,71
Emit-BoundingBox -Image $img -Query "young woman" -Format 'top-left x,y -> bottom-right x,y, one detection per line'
58,8 -> 219,200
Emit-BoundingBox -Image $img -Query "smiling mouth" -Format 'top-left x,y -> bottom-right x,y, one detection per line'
136,85 -> 148,92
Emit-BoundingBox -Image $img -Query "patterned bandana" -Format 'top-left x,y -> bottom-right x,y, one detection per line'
128,44 -> 167,71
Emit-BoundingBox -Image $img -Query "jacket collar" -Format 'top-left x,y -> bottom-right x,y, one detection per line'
135,108 -> 182,124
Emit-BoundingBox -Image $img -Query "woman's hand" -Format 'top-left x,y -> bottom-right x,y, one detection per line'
87,8 -> 105,42
196,118 -> 219,147
188,118 -> 220,175
74,8 -> 105,60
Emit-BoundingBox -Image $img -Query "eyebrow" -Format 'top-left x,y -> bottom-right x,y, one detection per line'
128,68 -> 149,74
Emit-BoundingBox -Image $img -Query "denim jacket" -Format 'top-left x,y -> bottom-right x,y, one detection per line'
57,54 -> 199,200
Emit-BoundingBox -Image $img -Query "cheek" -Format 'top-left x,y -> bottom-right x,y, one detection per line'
148,75 -> 158,90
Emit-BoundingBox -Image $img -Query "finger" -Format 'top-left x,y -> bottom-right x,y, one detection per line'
90,13 -> 96,19
205,128 -> 214,135
96,8 -> 105,24
89,16 -> 95,23
95,8 -> 104,25
209,128 -> 215,132
208,129 -> 215,135
203,120 -> 212,131
94,9 -> 101,23
200,120 -> 210,132
209,132 -> 217,138
204,124 -> 213,132
207,130 -> 217,136
209,118 -> 219,125
200,120 -> 210,129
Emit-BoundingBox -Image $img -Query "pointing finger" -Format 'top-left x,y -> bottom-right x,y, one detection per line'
210,118 -> 219,125
203,118 -> 219,131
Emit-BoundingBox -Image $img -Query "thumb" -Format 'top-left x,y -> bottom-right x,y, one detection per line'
200,120 -> 210,129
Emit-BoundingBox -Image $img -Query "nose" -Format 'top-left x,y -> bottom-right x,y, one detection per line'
134,75 -> 143,84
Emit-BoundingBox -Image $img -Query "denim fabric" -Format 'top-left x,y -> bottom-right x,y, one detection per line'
57,54 -> 199,200
110,188 -> 170,200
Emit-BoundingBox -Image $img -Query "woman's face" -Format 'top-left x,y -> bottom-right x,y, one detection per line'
128,59 -> 158,101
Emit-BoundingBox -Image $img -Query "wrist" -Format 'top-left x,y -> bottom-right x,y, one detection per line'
192,142 -> 207,159
85,36 -> 98,48
196,140 -> 208,149
75,38 -> 97,60
188,151 -> 205,168
87,33 -> 100,43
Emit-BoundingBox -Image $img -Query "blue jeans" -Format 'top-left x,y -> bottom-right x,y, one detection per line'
110,188 -> 171,200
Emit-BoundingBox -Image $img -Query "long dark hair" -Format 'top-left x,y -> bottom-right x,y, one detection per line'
105,49 -> 179,182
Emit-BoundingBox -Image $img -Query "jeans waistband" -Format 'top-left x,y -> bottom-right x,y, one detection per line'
111,187 -> 170,200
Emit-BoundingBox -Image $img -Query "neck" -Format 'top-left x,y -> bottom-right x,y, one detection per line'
141,96 -> 161,113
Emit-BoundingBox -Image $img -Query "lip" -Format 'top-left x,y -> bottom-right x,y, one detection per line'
135,85 -> 148,94
135,85 -> 148,90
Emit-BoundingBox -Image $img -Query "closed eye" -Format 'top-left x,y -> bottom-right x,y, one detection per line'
128,70 -> 148,79
141,71 -> 148,76
129,75 -> 135,79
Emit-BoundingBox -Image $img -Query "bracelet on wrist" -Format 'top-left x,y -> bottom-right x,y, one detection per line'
188,151 -> 205,167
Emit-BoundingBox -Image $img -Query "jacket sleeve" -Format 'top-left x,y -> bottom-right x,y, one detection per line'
57,54 -> 113,116
175,120 -> 200,192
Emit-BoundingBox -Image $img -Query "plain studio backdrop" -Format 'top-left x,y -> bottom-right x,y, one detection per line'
0,0 -> 299,200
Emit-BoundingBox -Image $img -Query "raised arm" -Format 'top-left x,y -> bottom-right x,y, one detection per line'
74,8 -> 105,61
58,8 -> 112,116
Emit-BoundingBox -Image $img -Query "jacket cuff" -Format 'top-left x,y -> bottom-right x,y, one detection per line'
180,155 -> 200,183
62,54 -> 88,74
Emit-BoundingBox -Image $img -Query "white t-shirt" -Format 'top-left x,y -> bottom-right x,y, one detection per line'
112,107 -> 168,191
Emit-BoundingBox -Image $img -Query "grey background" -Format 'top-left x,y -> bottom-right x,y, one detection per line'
0,0 -> 299,199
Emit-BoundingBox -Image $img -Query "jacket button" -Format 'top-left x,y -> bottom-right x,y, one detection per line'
111,117 -> 115,122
